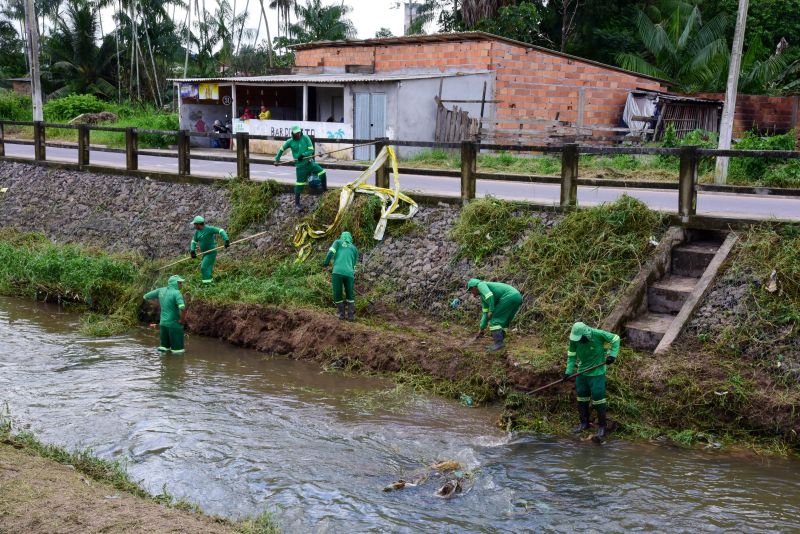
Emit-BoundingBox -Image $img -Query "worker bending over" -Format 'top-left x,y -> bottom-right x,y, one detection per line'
274,125 -> 328,211
323,231 -> 359,321
144,275 -> 187,354
189,216 -> 230,284
467,278 -> 523,352
565,322 -> 620,441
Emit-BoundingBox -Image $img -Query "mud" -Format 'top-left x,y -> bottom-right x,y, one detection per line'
0,443 -> 234,534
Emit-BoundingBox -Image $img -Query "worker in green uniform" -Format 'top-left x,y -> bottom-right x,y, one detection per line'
467,278 -> 523,352
323,231 -> 359,321
189,216 -> 230,284
144,274 -> 187,354
565,322 -> 621,440
274,125 -> 328,211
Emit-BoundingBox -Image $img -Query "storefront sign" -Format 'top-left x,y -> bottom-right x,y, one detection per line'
233,119 -> 352,140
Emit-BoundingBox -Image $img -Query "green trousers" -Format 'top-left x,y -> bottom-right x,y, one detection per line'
576,374 -> 606,406
489,291 -> 523,331
332,273 -> 355,304
159,324 -> 185,354
200,251 -> 217,283
294,161 -> 327,194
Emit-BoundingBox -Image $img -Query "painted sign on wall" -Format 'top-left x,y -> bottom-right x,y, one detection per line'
233,119 -> 352,140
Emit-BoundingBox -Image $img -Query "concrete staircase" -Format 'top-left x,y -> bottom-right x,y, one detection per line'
624,230 -> 726,351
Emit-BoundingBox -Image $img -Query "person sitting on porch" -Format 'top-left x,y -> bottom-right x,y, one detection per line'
259,105 -> 272,120
241,108 -> 254,120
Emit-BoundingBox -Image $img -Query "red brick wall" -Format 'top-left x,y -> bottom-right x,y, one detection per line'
295,39 -> 669,135
694,93 -> 799,137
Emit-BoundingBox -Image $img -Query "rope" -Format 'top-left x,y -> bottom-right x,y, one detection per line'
156,230 -> 270,271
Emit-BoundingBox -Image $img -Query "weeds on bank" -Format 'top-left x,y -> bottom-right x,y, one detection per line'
225,179 -> 282,238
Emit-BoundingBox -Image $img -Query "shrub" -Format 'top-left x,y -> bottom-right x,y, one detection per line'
43,94 -> 106,122
0,90 -> 32,121
134,113 -> 179,148
450,197 -> 539,263
728,130 -> 798,186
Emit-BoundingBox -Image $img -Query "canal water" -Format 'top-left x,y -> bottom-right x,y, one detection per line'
1,297 -> 798,533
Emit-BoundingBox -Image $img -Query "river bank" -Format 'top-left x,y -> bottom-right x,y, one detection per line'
0,160 -> 798,455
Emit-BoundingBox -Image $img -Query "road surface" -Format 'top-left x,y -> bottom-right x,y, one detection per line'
4,143 -> 799,220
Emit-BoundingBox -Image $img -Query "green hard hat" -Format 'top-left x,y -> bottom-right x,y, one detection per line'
570,322 -> 592,342
192,215 -> 205,224
291,125 -> 302,134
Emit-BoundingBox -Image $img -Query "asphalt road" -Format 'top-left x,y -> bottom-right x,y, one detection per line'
5,143 -> 800,220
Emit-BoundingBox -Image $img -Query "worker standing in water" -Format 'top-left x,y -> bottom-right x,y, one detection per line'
274,125 -> 328,211
189,216 -> 230,284
323,231 -> 359,321
467,278 -> 523,352
565,321 -> 620,441
144,275 -> 187,354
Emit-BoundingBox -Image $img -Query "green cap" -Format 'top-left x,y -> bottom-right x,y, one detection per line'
291,125 -> 302,134
168,274 -> 185,284
570,322 -> 592,342
467,278 -> 481,289
192,216 -> 205,225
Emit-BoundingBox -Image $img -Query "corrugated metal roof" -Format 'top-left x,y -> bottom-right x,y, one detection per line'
167,71 -> 487,84
290,31 -> 672,85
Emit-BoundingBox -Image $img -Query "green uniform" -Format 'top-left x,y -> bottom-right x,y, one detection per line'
276,134 -> 327,195
323,231 -> 359,304
144,275 -> 186,354
474,281 -> 522,332
566,324 -> 620,407
190,225 -> 229,283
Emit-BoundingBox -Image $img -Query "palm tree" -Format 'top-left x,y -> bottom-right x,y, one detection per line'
289,0 -> 355,43
269,0 -> 293,40
616,4 -> 729,92
46,0 -> 117,98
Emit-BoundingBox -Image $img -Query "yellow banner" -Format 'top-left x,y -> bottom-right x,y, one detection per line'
292,146 -> 419,262
198,83 -> 219,100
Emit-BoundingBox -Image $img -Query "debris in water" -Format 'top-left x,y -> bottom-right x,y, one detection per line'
766,270 -> 778,293
435,479 -> 463,498
459,393 -> 474,407
383,479 -> 416,492
431,460 -> 461,472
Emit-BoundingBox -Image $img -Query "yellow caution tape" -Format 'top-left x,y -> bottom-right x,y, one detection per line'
293,145 -> 419,262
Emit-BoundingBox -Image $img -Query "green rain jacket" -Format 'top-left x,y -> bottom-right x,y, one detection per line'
190,225 -> 229,253
474,281 -> 520,331
566,323 -> 620,377
324,231 -> 359,277
143,275 -> 186,327
276,134 -> 315,166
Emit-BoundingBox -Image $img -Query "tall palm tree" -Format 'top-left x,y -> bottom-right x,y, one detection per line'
616,4 -> 729,92
289,0 -> 355,43
47,0 -> 116,98
269,0 -> 293,39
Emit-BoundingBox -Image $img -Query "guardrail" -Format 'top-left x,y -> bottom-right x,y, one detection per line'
1,120 -> 799,220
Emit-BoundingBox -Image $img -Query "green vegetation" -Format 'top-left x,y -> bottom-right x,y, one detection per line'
728,130 -> 800,188
0,90 -> 31,121
43,93 -> 106,122
225,179 -> 282,238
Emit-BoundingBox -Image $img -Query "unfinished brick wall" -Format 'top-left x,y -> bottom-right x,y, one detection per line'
694,93 -> 799,138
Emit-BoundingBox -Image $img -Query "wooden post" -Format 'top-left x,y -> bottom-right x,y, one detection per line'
560,143 -> 578,208
125,127 -> 138,171
33,120 -> 45,161
678,146 -> 699,222
374,138 -> 390,188
460,140 -> 477,204
78,124 -> 90,166
236,132 -> 250,180
178,129 -> 190,176
0,123 -> 5,157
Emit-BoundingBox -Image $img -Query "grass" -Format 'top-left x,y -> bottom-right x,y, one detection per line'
225,178 -> 282,238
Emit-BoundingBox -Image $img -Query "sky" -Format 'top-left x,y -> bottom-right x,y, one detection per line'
98,0 -> 426,46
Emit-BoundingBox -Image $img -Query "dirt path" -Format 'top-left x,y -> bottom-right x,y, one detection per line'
0,443 -> 236,534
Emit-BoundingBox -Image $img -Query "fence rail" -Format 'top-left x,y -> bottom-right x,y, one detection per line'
1,120 -> 799,220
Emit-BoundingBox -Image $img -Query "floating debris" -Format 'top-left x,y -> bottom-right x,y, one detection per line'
431,460 -> 461,472
435,479 -> 463,498
383,479 -> 416,492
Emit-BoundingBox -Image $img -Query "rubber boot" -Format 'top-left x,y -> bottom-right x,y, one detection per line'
320,172 -> 328,192
294,191 -> 303,212
572,402 -> 590,433
594,404 -> 607,441
487,329 -> 505,352
347,302 -> 355,322
337,302 -> 345,320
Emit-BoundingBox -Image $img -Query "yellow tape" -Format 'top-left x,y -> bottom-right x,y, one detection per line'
293,146 -> 419,262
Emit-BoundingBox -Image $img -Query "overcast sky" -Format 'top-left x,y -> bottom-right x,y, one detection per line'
99,0 -> 429,45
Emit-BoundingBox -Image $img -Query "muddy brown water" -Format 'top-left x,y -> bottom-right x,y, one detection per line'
1,297 -> 799,533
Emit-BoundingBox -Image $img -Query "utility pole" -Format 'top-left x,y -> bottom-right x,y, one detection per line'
23,0 -> 43,121
715,0 -> 749,184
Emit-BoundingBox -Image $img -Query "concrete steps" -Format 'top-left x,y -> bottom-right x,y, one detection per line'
624,230 -> 725,352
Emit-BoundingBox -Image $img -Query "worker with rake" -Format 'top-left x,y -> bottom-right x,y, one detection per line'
144,274 -> 187,354
323,231 -> 359,321
189,216 -> 230,284
565,321 -> 620,441
467,278 -> 523,352
274,125 -> 328,212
